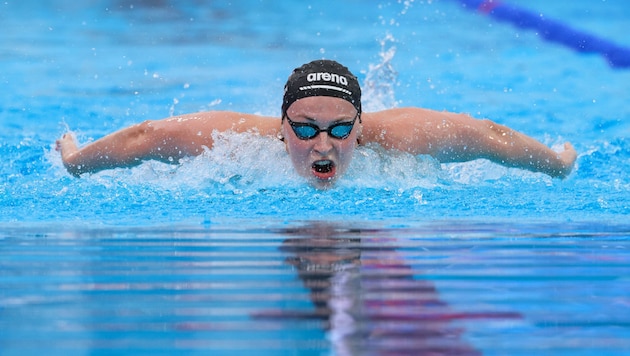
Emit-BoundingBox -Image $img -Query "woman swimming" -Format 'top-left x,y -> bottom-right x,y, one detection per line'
56,59 -> 577,189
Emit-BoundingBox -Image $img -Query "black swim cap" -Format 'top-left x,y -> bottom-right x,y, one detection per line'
282,60 -> 362,116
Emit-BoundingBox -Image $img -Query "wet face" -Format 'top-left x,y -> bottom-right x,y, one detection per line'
282,96 -> 361,189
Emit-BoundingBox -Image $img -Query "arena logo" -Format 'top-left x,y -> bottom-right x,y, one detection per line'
306,72 -> 348,86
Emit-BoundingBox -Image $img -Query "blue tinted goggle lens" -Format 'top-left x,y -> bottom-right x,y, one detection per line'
286,115 -> 357,140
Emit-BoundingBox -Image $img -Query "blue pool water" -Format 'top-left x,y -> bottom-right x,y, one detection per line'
1,0 -> 630,354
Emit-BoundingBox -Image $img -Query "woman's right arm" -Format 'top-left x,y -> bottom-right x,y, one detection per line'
56,111 -> 280,176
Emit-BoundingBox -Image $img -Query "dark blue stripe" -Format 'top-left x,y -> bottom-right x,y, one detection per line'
453,0 -> 630,68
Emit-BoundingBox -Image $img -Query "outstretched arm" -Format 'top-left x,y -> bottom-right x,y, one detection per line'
361,108 -> 577,178
56,111 -> 280,176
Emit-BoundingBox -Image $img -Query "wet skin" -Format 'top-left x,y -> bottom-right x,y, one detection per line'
281,97 -> 361,189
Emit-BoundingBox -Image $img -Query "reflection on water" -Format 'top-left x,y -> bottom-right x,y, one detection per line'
265,222 -> 519,355
2,222 -> 629,355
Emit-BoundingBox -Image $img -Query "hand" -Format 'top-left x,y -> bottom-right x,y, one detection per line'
557,142 -> 577,178
55,132 -> 81,177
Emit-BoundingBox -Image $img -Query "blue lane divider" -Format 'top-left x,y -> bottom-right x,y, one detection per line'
452,0 -> 630,68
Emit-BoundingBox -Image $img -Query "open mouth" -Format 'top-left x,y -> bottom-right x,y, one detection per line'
311,160 -> 336,180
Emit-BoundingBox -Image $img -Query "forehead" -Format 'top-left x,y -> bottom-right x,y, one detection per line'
286,96 -> 357,118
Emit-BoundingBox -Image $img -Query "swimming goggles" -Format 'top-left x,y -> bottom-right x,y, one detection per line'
284,113 -> 359,140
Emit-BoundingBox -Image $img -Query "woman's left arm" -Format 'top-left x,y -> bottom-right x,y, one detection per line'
361,108 -> 577,178
455,118 -> 577,178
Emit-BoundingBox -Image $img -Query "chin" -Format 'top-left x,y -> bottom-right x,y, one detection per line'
307,175 -> 338,190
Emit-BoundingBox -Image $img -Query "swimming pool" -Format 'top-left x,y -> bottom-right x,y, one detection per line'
2,0 -> 629,354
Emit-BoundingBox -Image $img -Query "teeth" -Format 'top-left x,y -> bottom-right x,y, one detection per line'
313,160 -> 331,166
313,160 -> 333,173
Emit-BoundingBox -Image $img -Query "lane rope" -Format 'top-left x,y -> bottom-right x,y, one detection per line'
453,0 -> 630,68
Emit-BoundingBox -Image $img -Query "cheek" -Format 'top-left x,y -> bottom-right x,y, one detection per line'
285,138 -> 311,168
342,132 -> 360,153
282,125 -> 308,156
336,140 -> 358,166
285,136 -> 302,154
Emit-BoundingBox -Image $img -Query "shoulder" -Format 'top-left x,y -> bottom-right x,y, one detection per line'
359,107 -> 479,154
362,107 -> 481,133
161,111 -> 281,136
360,107 -> 443,139
362,107 -> 468,123
359,108 -> 429,152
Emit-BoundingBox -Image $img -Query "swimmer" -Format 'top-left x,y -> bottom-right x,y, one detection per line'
56,59 -> 577,189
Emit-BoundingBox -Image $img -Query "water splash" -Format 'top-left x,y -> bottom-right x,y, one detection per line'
398,0 -> 417,16
362,34 -> 399,112
47,130 -> 446,195
343,143 -> 442,191
46,126 -> 561,201
71,131 -> 300,193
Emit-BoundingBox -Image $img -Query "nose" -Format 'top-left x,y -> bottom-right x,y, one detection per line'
313,132 -> 333,155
